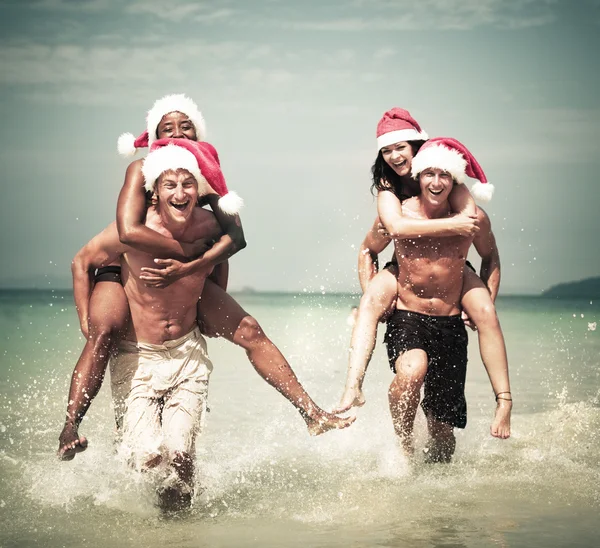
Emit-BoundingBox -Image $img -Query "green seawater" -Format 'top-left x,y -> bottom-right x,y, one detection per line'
0,290 -> 599,547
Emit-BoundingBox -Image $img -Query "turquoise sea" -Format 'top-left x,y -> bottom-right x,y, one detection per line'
0,290 -> 599,547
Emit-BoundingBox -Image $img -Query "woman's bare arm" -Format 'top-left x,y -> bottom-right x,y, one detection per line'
377,190 -> 479,239
358,217 -> 392,292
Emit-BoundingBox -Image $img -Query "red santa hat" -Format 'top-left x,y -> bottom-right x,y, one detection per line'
142,138 -> 243,215
117,94 -> 207,156
410,137 -> 494,202
376,107 -> 428,150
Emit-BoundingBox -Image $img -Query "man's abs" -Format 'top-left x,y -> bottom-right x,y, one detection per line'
395,258 -> 466,316
122,265 -> 208,345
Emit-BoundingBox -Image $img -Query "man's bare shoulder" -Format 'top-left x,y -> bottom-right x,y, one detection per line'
190,207 -> 222,238
400,196 -> 422,217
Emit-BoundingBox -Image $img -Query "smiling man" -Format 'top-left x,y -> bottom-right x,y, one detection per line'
72,139 -> 227,511
381,138 -> 492,463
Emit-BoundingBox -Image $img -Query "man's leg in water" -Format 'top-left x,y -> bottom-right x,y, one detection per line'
197,280 -> 355,435
424,414 -> 456,463
159,378 -> 209,512
388,349 -> 428,457
58,281 -> 129,460
460,269 -> 512,439
334,267 -> 398,413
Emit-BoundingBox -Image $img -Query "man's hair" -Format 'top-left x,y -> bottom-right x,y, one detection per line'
370,140 -> 425,200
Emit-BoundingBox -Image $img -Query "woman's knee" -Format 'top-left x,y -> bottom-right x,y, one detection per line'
236,315 -> 266,346
360,285 -> 394,316
471,302 -> 500,330
89,320 -> 124,350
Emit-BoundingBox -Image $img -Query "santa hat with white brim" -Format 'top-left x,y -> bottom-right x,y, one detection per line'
411,137 -> 494,202
142,138 -> 243,215
117,94 -> 207,157
376,107 -> 428,150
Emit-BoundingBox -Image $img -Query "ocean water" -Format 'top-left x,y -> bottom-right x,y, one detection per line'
0,290 -> 599,548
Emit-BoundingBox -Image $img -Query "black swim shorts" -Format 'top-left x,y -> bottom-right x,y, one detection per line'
384,259 -> 476,273
383,309 -> 468,429
94,265 -> 122,284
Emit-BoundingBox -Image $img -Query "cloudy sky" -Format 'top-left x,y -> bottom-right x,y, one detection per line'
1,0 -> 599,294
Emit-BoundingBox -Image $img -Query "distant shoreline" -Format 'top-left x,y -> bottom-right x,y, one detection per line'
0,287 -> 585,299
2,277 -> 599,300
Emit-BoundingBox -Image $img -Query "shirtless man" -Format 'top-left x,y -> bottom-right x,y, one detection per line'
383,138 -> 508,462
334,110 -> 511,441
72,141 -> 228,511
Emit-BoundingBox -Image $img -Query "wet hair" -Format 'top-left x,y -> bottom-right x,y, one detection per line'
370,140 -> 425,200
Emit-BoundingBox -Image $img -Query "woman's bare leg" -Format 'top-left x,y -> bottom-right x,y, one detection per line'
197,280 -> 355,435
460,269 -> 512,439
333,267 -> 398,413
58,281 -> 130,460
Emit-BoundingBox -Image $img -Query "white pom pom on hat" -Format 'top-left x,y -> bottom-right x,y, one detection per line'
117,132 -> 145,157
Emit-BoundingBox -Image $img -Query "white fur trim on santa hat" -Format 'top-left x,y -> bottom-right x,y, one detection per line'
142,144 -> 210,194
146,94 -> 207,147
217,191 -> 243,215
117,132 -> 137,157
411,145 -> 468,184
377,129 -> 429,151
472,181 -> 495,202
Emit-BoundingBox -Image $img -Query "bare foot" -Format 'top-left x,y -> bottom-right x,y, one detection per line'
331,388 -> 366,414
304,410 -> 356,436
491,399 -> 512,439
57,423 -> 88,461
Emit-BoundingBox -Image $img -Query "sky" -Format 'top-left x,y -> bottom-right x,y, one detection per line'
0,0 -> 599,294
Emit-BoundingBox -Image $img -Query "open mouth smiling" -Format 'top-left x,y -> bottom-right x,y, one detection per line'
170,201 -> 189,211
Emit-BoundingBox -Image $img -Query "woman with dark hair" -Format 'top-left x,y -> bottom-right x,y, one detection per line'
334,108 -> 512,440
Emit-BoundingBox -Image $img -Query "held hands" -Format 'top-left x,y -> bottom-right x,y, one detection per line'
140,258 -> 189,288
453,214 -> 480,237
